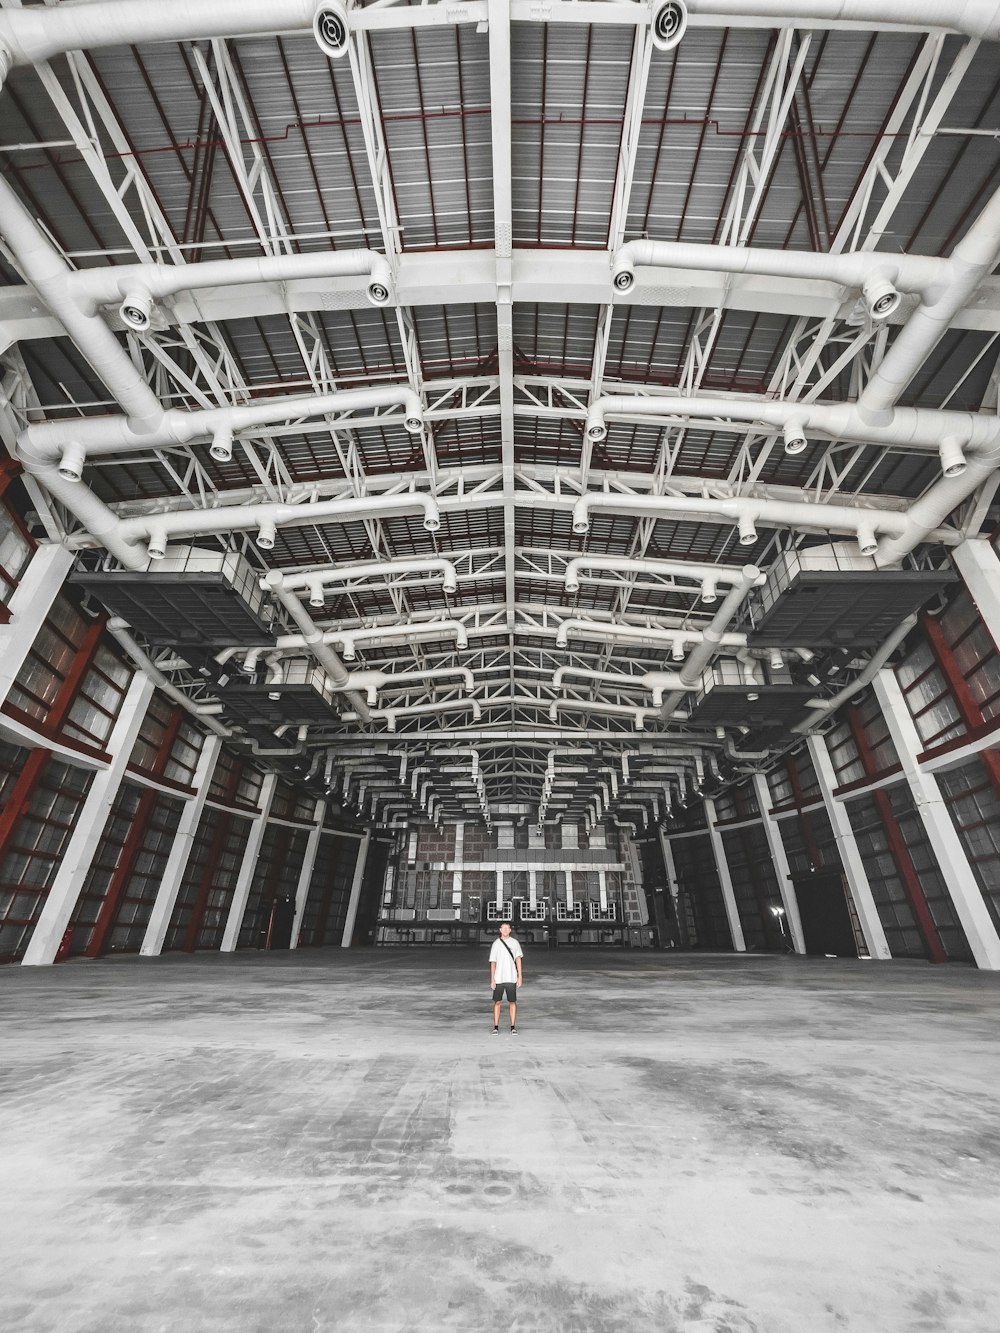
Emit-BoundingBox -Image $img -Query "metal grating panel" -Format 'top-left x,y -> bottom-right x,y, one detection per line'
219,683 -> 341,726
746,571 -> 958,647
70,572 -> 275,647
687,685 -> 817,727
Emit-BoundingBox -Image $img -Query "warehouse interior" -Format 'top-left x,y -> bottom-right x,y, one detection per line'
2,1 -> 1000,1329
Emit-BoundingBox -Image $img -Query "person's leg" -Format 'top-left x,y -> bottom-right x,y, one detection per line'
493,996 -> 501,1029
509,997 -> 517,1029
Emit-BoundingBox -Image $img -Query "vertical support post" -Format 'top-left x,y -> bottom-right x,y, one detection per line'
452,820 -> 464,907
220,771 -> 277,953
597,869 -> 608,910
528,867 -> 537,907
342,827 -> 372,947
806,735 -> 890,960
0,544 -> 74,706
141,734 -> 222,956
290,798 -> 326,951
657,826 -> 687,947
874,670 -> 1000,970
951,538 -> 1000,652
752,773 -> 806,953
21,672 -> 155,966
704,798 -> 746,951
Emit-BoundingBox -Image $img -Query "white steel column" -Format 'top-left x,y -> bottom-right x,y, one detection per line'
704,798 -> 747,952
657,827 -> 682,925
752,773 -> 806,954
290,798 -> 326,951
806,734 -> 891,961
220,771 -> 277,953
0,544 -> 74,706
951,539 -> 1000,651
452,820 -> 464,907
528,867 -> 537,908
21,671 -> 155,966
874,670 -> 1000,969
341,828 -> 372,947
140,733 -> 222,957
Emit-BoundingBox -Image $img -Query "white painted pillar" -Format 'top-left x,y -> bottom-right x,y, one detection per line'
140,733 -> 222,957
657,827 -> 682,924
806,735 -> 890,961
0,544 -> 74,706
341,828 -> 372,947
220,771 -> 277,952
452,820 -> 464,907
495,868 -> 503,906
528,867 -> 537,907
289,798 -> 326,951
752,773 -> 806,954
704,798 -> 747,951
21,671 -> 155,966
951,539 -> 1000,650
874,670 -> 1000,970
565,870 -> 574,909
597,869 -> 608,910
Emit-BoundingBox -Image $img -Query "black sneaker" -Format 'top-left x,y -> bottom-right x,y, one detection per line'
492,1025 -> 499,1035
510,1026 -> 518,1035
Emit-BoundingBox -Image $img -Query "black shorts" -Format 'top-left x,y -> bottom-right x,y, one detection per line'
493,982 -> 518,1002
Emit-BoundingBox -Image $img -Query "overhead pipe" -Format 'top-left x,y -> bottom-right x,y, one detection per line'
69,247 -> 395,320
105,618 -> 230,737
612,237 -> 948,318
682,0 -> 1000,40
347,666 -> 474,705
556,617 -> 746,654
858,183 -> 1000,419
282,618 -> 468,661
341,699 -> 483,731
793,614 -> 918,733
572,489 -> 908,562
564,553 -> 764,601
552,665 -> 694,707
283,558 -> 458,607
261,572 -> 372,722
582,392 -> 1000,476
657,565 -> 761,717
547,700 -> 656,730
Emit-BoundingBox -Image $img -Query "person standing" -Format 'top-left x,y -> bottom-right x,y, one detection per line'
489,921 -> 523,1034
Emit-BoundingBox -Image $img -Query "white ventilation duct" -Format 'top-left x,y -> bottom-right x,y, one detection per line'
551,665 -> 695,708
563,553 -> 764,599
348,667 -> 474,706
547,700 -> 655,730
281,557 -> 458,606
69,246 -> 394,316
276,618 -> 468,659
611,237 -> 946,313
656,565 -> 762,716
261,572 -> 371,722
342,699 -> 483,731
105,619 -> 230,737
793,614 -> 918,733
556,618 -> 747,653
683,0 -> 1000,39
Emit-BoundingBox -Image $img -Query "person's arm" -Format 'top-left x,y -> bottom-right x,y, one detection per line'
516,948 -> 523,987
489,948 -> 497,992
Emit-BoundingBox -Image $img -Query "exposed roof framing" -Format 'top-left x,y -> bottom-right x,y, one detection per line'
2,0 -> 1000,828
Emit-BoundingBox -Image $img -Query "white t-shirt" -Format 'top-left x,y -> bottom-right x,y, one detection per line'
489,936 -> 523,984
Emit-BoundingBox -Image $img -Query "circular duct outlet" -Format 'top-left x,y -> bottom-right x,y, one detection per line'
313,2 -> 350,59
651,0 -> 688,52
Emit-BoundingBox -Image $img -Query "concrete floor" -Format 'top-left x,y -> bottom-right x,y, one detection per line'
2,949 -> 999,1333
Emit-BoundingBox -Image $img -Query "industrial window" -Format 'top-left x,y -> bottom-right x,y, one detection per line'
64,645 -> 131,749
164,809 -> 254,951
854,693 -> 901,776
128,694 -> 202,786
0,755 -> 93,963
0,498 -> 33,615
713,779 -> 760,823
299,833 -> 359,946
69,783 -> 183,956
237,822 -> 309,948
5,595 -> 91,723
936,757 -> 1000,935
778,805 -> 840,876
896,639 -> 965,748
825,720 -> 865,786
846,785 -> 972,962
939,592 -> 1000,725
668,833 -> 732,950
208,749 -> 262,810
720,824 -> 785,951
767,746 -> 821,811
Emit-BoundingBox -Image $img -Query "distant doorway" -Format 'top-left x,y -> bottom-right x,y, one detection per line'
792,870 -> 858,957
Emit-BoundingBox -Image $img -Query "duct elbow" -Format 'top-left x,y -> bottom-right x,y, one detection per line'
366,254 -> 393,306
421,498 -> 441,532
585,406 -> 607,443
57,441 -> 85,483
119,287 -> 153,332
571,499 -> 591,535
403,393 -> 425,436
